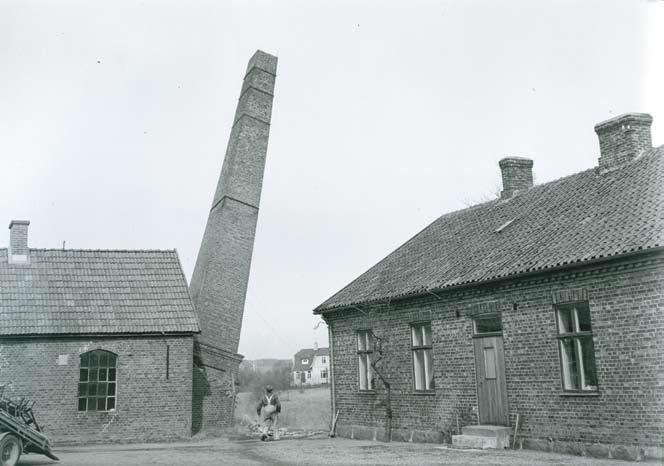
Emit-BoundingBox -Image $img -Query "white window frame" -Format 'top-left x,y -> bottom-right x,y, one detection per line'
411,322 -> 434,391
555,302 -> 598,392
357,330 -> 374,391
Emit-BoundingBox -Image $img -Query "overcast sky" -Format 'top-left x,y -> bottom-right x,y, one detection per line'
1,1 -> 662,360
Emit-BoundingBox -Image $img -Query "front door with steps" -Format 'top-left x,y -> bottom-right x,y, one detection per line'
473,314 -> 509,425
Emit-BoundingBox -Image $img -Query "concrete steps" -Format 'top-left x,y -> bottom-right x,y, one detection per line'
452,425 -> 511,450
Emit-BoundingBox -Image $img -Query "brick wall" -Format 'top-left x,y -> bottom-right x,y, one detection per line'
191,348 -> 239,433
325,253 -> 664,459
190,199 -> 259,354
0,335 -> 193,444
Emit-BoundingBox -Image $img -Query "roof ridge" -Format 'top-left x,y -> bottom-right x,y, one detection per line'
29,248 -> 177,253
316,167 -> 599,311
314,147 -> 664,312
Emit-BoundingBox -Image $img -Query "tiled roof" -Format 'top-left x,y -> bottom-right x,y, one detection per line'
0,249 -> 200,335
292,348 -> 330,371
315,147 -> 664,313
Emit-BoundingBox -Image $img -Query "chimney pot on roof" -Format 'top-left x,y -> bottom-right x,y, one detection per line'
594,113 -> 652,173
314,341 -> 318,351
499,157 -> 533,199
8,220 -> 30,263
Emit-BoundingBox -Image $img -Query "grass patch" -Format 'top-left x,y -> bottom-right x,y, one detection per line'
235,387 -> 331,431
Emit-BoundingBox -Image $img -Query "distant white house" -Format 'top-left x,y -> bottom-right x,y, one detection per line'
291,343 -> 330,387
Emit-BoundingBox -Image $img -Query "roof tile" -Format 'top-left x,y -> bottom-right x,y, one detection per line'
0,249 -> 200,335
315,147 -> 664,312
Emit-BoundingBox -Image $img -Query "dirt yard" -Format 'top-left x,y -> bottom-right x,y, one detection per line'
17,437 -> 660,466
235,387 -> 331,431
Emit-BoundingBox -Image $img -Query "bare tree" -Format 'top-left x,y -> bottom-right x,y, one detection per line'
369,330 -> 392,442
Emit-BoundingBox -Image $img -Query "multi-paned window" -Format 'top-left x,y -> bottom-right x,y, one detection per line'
321,369 -> 328,379
357,330 -> 373,390
555,303 -> 598,392
411,322 -> 434,391
78,350 -> 117,411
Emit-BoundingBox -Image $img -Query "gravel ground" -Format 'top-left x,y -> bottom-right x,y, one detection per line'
17,436 -> 660,466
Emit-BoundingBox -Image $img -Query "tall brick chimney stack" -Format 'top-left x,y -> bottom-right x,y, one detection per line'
190,50 -> 277,357
499,157 -> 533,199
8,220 -> 30,263
595,113 -> 652,173
190,50 -> 277,431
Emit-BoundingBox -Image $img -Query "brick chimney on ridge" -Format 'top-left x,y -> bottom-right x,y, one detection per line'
595,113 -> 652,173
499,157 -> 533,199
8,220 -> 30,263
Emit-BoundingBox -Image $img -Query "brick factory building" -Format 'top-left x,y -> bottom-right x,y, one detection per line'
0,50 -> 277,443
315,113 -> 663,461
0,227 -> 199,444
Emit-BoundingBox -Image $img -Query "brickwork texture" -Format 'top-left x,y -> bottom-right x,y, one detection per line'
595,113 -> 653,173
325,254 -> 664,460
190,51 -> 277,356
0,335 -> 194,444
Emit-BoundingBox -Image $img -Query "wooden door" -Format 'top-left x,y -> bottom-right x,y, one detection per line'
474,336 -> 508,425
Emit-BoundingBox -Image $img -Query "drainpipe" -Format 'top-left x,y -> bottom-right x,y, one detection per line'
324,316 -> 336,427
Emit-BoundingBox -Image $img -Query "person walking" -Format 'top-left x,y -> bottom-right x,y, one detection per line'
256,385 -> 281,441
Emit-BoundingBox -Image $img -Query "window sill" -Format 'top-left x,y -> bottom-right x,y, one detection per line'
559,391 -> 600,397
411,390 -> 436,396
358,390 -> 376,395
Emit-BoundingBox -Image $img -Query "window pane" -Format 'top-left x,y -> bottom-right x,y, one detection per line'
108,368 -> 116,382
578,336 -> 598,390
357,332 -> 366,351
424,348 -> 434,390
99,369 -> 107,381
422,324 -> 432,346
89,369 -> 98,381
367,356 -> 373,390
107,398 -> 115,410
89,352 -> 98,367
88,397 -> 97,411
475,315 -> 502,334
108,353 -> 117,366
366,332 -> 372,351
359,354 -> 368,389
80,369 -> 88,382
560,338 -> 579,390
97,398 -> 106,411
412,326 -> 423,347
98,383 -> 107,396
88,383 -> 97,396
78,383 -> 87,396
78,398 -> 87,411
483,347 -> 497,379
80,353 -> 89,367
108,383 -> 116,396
576,305 -> 592,332
99,352 -> 108,367
413,349 -> 425,390
557,307 -> 574,334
